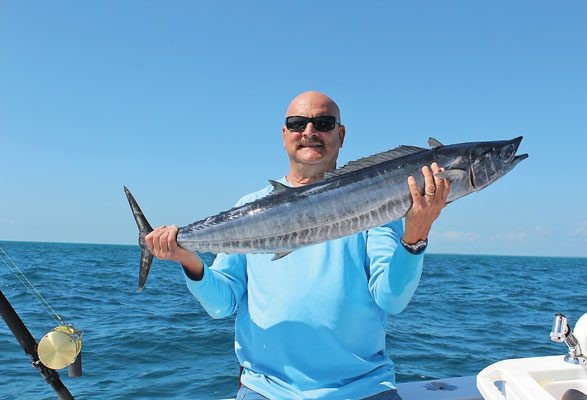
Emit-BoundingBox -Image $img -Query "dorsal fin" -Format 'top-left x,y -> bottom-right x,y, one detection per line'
428,137 -> 444,148
324,145 -> 426,178
268,179 -> 290,194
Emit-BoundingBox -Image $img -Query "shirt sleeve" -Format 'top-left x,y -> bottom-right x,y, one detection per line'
181,189 -> 269,319
366,219 -> 424,314
183,252 -> 247,319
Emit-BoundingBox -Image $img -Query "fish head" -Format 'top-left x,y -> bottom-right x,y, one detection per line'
468,136 -> 528,192
434,137 -> 528,202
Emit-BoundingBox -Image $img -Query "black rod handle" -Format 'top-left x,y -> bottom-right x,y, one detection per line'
0,289 -> 75,400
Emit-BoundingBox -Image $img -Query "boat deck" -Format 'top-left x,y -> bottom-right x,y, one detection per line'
224,376 -> 484,399
397,376 -> 482,400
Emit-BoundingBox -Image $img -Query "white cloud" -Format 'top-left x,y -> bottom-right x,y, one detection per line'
532,225 -> 549,236
490,230 -> 526,242
570,220 -> 587,238
433,230 -> 480,242
489,226 -> 549,242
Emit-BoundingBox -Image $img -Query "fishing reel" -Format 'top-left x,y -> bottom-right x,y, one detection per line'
37,324 -> 84,377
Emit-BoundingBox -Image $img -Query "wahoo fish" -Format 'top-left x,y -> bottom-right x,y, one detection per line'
125,137 -> 527,292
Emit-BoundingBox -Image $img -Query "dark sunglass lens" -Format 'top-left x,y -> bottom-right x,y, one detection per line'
286,116 -> 309,132
312,116 -> 336,132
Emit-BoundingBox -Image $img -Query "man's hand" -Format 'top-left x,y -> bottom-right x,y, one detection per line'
404,163 -> 450,244
145,225 -> 204,280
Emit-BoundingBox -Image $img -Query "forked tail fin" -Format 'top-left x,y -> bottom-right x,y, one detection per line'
123,186 -> 154,293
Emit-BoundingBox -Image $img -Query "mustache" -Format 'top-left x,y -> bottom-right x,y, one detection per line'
298,137 -> 325,148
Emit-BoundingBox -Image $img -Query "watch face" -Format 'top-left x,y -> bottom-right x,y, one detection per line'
402,238 -> 428,254
414,242 -> 427,252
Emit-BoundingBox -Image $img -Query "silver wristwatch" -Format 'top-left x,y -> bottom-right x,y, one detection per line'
400,237 -> 428,255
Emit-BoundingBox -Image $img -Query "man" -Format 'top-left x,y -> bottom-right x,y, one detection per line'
146,91 -> 449,399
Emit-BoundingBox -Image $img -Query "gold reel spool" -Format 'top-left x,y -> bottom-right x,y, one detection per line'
37,325 -> 83,370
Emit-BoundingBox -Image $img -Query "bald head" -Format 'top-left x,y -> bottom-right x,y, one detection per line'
282,91 -> 346,186
285,91 -> 341,122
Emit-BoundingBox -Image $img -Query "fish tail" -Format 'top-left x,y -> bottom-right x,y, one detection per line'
123,186 -> 154,293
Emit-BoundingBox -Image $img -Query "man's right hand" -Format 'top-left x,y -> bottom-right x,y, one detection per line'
145,226 -> 204,280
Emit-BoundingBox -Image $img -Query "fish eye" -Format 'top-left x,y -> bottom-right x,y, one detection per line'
502,144 -> 516,159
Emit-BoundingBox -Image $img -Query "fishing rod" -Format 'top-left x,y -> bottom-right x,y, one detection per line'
0,289 -> 74,400
0,244 -> 83,398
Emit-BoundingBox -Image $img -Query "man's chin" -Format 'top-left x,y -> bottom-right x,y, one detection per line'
297,146 -> 325,157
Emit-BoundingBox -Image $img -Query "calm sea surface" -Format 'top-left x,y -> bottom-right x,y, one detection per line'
0,241 -> 585,400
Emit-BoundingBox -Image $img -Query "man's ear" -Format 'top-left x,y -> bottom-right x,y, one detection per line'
282,125 -> 287,148
338,124 -> 346,148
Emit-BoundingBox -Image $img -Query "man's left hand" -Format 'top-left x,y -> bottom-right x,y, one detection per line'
403,162 -> 450,244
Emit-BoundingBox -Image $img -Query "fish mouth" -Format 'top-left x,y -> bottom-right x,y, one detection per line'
497,136 -> 528,178
511,136 -> 523,147
514,153 -> 529,162
509,136 -> 528,164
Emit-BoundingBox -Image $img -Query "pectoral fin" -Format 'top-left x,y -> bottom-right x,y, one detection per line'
434,169 -> 467,181
271,252 -> 291,261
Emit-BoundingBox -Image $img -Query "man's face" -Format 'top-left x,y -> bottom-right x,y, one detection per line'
282,94 -> 345,170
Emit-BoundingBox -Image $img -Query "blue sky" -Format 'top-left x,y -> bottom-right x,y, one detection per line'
1,1 -> 585,257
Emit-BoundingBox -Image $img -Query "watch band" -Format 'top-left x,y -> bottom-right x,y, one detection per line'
400,237 -> 428,255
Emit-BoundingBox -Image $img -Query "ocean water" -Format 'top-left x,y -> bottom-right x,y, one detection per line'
0,241 -> 585,400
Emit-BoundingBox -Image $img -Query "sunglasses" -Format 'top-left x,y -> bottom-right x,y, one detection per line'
285,115 -> 339,132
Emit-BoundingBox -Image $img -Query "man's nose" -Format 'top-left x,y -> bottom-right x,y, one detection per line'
302,122 -> 318,136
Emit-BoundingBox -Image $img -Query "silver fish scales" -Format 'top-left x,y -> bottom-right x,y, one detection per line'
125,137 -> 527,292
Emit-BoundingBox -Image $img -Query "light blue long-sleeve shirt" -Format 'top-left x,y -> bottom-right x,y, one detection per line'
184,178 -> 424,399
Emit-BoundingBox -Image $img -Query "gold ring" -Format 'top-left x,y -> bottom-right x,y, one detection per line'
425,191 -> 435,196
